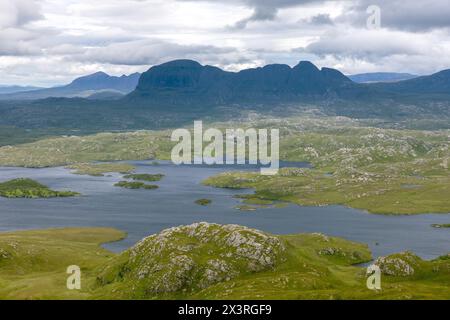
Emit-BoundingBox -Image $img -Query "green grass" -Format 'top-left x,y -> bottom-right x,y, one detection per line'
1,225 -> 448,300
0,178 -> 79,198
0,228 -> 125,299
68,163 -> 136,176
114,181 -> 159,190
123,173 -> 164,182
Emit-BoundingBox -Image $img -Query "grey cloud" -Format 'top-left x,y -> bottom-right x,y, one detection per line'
75,39 -> 248,67
179,0 -> 320,29
339,0 -> 450,32
300,13 -> 334,26
303,30 -> 428,60
0,0 -> 43,28
230,6 -> 278,29
0,0 -> 44,56
0,28 -> 43,56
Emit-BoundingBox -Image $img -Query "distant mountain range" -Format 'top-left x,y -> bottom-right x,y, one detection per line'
348,72 -> 418,83
128,60 -> 450,106
0,85 -> 43,94
0,72 -> 141,100
0,60 -> 449,133
1,62 -> 445,103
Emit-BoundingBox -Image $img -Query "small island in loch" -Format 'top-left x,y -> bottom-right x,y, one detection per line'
195,199 -> 212,206
68,163 -> 136,176
123,173 -> 165,182
0,178 -> 79,198
114,181 -> 159,190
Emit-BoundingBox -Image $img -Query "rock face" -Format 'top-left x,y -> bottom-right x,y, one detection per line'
98,222 -> 285,297
375,252 -> 421,277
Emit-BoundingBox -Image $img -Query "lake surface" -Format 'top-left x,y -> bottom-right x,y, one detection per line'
0,161 -> 448,259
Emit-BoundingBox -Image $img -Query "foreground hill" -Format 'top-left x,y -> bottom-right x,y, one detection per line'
0,224 -> 448,300
0,72 -> 140,100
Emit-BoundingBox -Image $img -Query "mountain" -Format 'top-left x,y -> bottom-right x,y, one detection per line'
0,72 -> 140,100
0,85 -> 43,94
349,72 -> 418,83
376,69 -> 450,94
66,72 -> 140,92
128,59 -> 362,105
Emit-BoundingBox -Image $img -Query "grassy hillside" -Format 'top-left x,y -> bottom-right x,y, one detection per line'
0,225 -> 448,300
0,228 -> 125,299
0,131 -> 173,168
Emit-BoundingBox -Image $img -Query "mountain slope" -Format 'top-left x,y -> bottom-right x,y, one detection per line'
0,72 -> 140,100
377,69 -> 450,94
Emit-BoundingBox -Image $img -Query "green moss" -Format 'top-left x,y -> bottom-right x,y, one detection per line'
0,178 -> 79,198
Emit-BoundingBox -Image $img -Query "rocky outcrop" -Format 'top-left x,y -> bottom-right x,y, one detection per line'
98,222 -> 286,296
374,252 -> 421,277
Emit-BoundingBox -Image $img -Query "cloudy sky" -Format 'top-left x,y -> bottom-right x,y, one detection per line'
1,0 -> 450,86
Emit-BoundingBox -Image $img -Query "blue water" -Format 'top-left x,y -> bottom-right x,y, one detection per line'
0,161 -> 448,259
